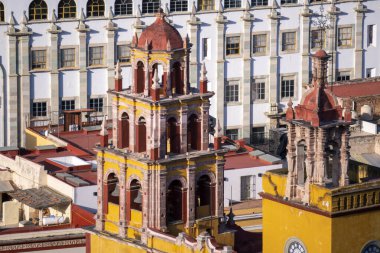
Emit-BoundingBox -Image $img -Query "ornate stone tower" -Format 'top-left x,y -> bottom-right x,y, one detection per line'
261,50 -> 380,253
285,50 -> 352,203
89,9 -> 234,253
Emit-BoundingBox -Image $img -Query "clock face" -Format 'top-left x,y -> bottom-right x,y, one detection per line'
363,244 -> 380,253
287,241 -> 306,253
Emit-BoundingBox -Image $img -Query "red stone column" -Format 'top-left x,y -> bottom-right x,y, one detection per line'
133,68 -> 138,93
210,183 -> 216,216
126,189 -> 131,224
182,188 -> 187,222
103,183 -> 109,214
115,78 -> 123,92
162,72 -> 168,96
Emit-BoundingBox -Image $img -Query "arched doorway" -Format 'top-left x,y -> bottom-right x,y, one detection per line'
118,112 -> 129,148
166,180 -> 185,223
171,62 -> 183,95
104,173 -> 119,214
136,117 -> 146,153
195,175 -> 214,218
188,114 -> 201,151
167,117 -> 180,154
136,61 -> 145,93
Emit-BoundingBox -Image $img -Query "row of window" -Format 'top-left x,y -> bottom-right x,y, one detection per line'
31,45 -> 130,70
222,26 -> 369,58
0,0 -> 364,23
32,98 -> 104,117
226,126 -> 266,144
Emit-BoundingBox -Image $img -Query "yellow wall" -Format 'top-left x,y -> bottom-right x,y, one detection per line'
25,128 -> 59,150
262,198 -> 332,253
90,234 -> 146,253
332,210 -> 380,253
262,171 -> 287,197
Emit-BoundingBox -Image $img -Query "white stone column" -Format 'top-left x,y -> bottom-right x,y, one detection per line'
118,163 -> 127,238
285,123 -> 297,199
354,2 -> 367,79
6,32 -> 18,147
215,10 -> 227,134
268,7 -> 280,115
187,4 -> 201,89
48,21 -> 61,126
327,4 -> 339,83
106,22 -> 117,119
241,8 -> 254,142
301,6 -> 312,91
77,19 -> 89,111
19,33 -> 31,148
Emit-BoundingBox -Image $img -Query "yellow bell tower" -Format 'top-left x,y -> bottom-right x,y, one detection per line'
87,8 -> 235,253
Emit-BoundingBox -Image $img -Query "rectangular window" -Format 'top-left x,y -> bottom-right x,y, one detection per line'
251,0 -> 268,6
31,50 -> 47,70
170,0 -> 188,12
117,45 -> 131,63
198,0 -> 214,10
282,32 -> 296,51
366,68 -> 376,78
142,0 -> 160,14
224,0 -> 241,9
60,48 -> 75,68
281,0 -> 297,4
226,129 -> 239,141
337,71 -> 351,82
89,46 -> 104,66
61,100 -> 75,111
281,77 -> 295,98
252,34 -> 267,55
202,38 -> 209,59
311,29 -> 326,49
251,127 -> 265,144
368,25 -> 375,46
225,81 -> 239,103
226,36 -> 240,56
252,79 -> 265,101
338,27 -> 353,47
89,98 -> 104,112
32,102 -> 47,117
241,175 -> 256,200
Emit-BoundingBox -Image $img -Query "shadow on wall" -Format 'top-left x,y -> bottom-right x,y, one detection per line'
231,224 -> 262,253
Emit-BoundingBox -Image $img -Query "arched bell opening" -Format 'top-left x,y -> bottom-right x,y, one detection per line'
136,117 -> 147,153
187,114 -> 201,151
195,175 -> 214,219
166,180 -> 186,224
151,63 -> 165,93
103,173 -> 119,215
325,140 -> 340,186
130,179 -> 142,211
171,62 -> 183,95
118,112 -> 129,149
296,140 -> 307,186
166,117 -> 180,154
135,61 -> 145,94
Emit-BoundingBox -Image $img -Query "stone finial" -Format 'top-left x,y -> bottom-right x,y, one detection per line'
301,0 -> 312,16
152,68 -> 160,89
200,62 -> 207,82
188,1 -> 199,24
20,11 -> 29,33
115,61 -> 122,80
191,1 -> 197,15
108,6 -> 114,19
286,98 -> 295,121
166,39 -> 172,51
269,0 -> 280,19
218,0 -> 224,13
7,12 -> 16,33
80,8 -> 86,21
77,8 -> 88,31
134,5 -> 143,27
51,9 -> 57,23
215,120 -> 223,138
242,0 -> 253,21
272,0 -> 280,9
100,116 -> 108,136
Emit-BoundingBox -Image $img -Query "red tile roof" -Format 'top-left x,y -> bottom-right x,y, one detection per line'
224,153 -> 271,170
328,80 -> 380,98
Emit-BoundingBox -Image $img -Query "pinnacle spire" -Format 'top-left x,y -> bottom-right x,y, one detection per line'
108,6 -> 114,19
100,116 -> 108,136
115,61 -> 122,80
51,9 -> 57,23
152,68 -> 160,89
200,62 -> 207,81
9,11 -> 16,26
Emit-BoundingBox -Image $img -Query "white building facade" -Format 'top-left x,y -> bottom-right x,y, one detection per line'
0,0 -> 378,147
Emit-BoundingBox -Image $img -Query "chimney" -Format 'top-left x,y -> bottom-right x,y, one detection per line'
151,68 -> 160,102
99,116 -> 108,148
200,62 -> 208,94
214,120 -> 222,150
115,61 -> 123,92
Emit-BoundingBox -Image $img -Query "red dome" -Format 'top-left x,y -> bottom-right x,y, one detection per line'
313,49 -> 329,58
137,14 -> 183,51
